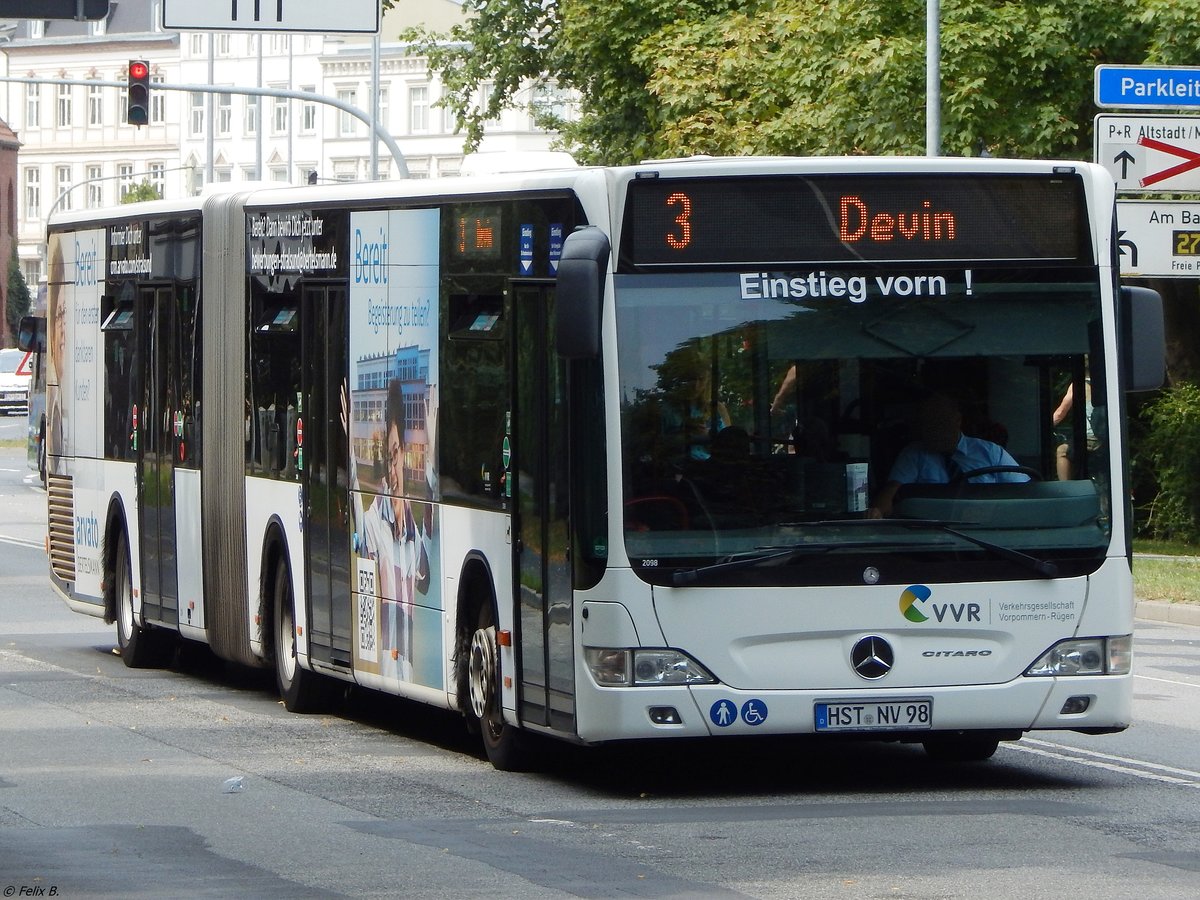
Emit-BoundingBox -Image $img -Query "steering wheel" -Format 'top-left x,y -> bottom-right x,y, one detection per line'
950,465 -> 1042,483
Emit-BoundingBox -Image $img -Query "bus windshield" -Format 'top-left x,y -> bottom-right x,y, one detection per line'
615,264 -> 1109,586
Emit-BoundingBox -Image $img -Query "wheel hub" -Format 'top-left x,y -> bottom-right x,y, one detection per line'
468,625 -> 496,720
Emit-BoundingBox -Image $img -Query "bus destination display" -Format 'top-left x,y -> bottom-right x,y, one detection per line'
621,173 -> 1092,268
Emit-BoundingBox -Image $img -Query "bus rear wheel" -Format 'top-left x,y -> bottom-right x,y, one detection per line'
114,532 -> 170,668
467,602 -> 531,771
272,557 -> 330,713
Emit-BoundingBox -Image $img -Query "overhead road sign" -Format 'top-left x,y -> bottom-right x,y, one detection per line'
0,0 -> 109,17
1095,114 -> 1200,191
163,1 -> 379,34
1096,65 -> 1200,109
1115,200 -> 1200,278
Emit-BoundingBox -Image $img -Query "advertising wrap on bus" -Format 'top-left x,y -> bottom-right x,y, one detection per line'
38,157 -> 1164,771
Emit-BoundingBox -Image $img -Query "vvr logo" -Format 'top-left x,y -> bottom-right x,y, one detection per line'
899,585 -> 981,624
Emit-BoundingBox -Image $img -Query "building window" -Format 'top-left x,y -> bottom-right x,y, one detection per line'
300,88 -> 317,133
86,165 -> 103,208
409,85 -> 429,134
532,83 -> 572,129
272,92 -> 288,135
478,82 -> 500,132
190,93 -> 205,136
55,165 -> 72,213
117,164 -> 134,200
89,17 -> 106,36
151,75 -> 166,124
245,97 -> 258,137
377,86 -> 390,132
215,33 -> 231,56
190,34 -> 204,56
148,162 -> 165,198
88,82 -> 103,126
57,83 -> 72,128
333,159 -> 358,182
25,83 -> 40,129
24,168 -> 41,219
271,167 -> 288,183
215,167 -> 232,183
217,93 -> 232,136
442,102 -> 460,136
269,34 -> 290,55
337,88 -> 358,137
29,21 -> 44,40
22,259 -> 41,287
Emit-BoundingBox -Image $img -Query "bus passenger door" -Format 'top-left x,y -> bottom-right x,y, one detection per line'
301,285 -> 352,668
511,283 -> 575,732
137,285 -> 178,626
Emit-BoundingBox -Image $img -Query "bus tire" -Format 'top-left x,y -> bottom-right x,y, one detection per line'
272,557 -> 329,713
37,419 -> 46,486
114,532 -> 170,668
922,734 -> 1000,762
468,601 -> 532,771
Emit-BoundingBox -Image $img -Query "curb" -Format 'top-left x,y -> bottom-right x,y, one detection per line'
1135,599 -> 1200,628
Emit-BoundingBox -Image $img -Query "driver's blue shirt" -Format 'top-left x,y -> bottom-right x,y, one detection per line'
887,433 -> 1029,485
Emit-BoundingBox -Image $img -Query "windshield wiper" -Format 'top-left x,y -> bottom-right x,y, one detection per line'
811,520 -> 1056,578
672,544 -> 834,586
790,518 -> 1058,577
935,524 -> 1059,577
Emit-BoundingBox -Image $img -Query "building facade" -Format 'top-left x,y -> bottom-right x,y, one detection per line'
0,0 -> 569,287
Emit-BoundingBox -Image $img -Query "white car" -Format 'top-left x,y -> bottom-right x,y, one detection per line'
0,347 -> 31,416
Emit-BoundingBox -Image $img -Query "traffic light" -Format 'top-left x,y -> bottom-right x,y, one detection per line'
127,60 -> 150,127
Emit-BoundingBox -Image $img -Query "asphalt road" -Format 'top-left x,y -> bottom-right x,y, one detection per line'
2,444 -> 1199,899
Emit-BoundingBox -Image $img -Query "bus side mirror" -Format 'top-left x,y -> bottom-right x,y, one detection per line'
1121,286 -> 1165,392
556,226 -> 609,359
17,315 -> 46,354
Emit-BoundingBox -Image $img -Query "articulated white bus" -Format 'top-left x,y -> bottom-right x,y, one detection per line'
40,156 -> 1163,769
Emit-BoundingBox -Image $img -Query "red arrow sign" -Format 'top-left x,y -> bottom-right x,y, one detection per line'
1139,136 -> 1200,187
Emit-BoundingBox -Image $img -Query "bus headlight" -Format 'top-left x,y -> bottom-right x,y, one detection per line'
1024,635 -> 1132,677
584,648 -> 716,686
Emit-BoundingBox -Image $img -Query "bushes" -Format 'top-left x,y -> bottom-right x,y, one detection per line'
1136,382 -> 1200,543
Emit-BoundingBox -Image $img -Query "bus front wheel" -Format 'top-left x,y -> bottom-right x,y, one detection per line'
272,557 -> 329,713
922,734 -> 1000,762
468,602 -> 532,771
114,532 -> 170,668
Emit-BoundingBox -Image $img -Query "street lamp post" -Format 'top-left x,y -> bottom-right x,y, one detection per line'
926,0 -> 940,157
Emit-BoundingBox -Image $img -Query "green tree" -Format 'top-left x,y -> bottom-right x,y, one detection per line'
399,0 -> 1150,164
121,179 -> 161,203
645,0 -> 1148,159
5,245 -> 31,347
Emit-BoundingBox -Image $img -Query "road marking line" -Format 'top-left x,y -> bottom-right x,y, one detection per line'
1137,673 -> 1200,689
1005,738 -> 1200,786
0,533 -> 43,550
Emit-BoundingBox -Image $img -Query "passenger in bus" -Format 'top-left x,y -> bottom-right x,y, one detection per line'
868,393 -> 1028,518
1053,377 -> 1098,480
357,379 -> 432,681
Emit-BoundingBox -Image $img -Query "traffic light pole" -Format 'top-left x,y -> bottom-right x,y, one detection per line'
0,75 -> 409,178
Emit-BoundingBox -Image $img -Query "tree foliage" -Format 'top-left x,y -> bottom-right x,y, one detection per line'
5,245 -> 31,348
1136,383 -> 1200,542
121,180 -> 161,204
400,0 -> 1158,164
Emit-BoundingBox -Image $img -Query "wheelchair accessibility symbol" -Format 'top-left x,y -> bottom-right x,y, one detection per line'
741,699 -> 768,726
709,699 -> 769,727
